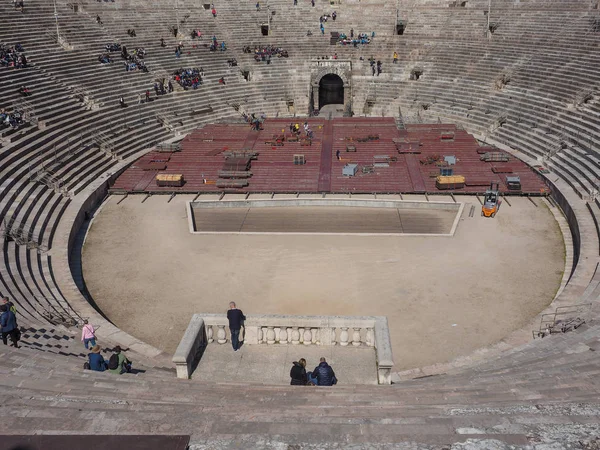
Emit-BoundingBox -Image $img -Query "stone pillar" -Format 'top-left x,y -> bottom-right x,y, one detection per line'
245,326 -> 260,345
366,328 -> 374,347
291,327 -> 300,345
352,328 -> 361,346
266,326 -> 276,344
217,325 -> 227,344
280,327 -> 289,344
339,327 -> 349,346
303,328 -> 312,345
320,327 -> 335,345
207,325 -> 214,344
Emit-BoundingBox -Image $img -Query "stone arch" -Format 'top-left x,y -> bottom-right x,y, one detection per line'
318,74 -> 344,109
310,66 -> 352,116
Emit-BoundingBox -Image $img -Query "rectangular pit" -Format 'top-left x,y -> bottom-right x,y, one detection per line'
187,199 -> 463,236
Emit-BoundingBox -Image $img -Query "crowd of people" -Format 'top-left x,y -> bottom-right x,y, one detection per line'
0,108 -> 26,129
338,31 -> 371,47
82,320 -> 133,374
1,43 -> 26,68
242,112 -> 266,130
122,45 -> 148,72
154,78 -> 174,96
173,67 -> 204,89
243,45 -> 289,63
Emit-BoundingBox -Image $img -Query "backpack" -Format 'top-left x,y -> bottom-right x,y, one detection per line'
108,353 -> 120,370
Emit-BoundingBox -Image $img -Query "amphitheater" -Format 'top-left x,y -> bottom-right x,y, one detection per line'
1,0 -> 600,447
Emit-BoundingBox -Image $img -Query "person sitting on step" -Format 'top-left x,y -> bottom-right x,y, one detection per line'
311,357 -> 337,386
87,345 -> 107,371
290,358 -> 308,385
107,345 -> 132,374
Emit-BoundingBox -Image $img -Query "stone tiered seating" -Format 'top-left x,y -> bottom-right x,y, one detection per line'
2,0 -> 600,444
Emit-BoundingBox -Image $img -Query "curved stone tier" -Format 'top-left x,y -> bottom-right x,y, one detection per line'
1,0 -> 600,445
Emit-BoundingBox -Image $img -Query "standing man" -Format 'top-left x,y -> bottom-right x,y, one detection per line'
393,51 -> 398,64
227,302 -> 246,351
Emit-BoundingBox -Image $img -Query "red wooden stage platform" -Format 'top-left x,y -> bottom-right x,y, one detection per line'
111,118 -> 547,195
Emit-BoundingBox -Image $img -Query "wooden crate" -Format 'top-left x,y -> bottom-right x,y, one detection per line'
156,174 -> 184,187
435,175 -> 465,190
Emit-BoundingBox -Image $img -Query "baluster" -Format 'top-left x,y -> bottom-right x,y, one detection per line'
366,327 -> 374,347
352,328 -> 361,346
339,327 -> 349,346
303,328 -> 312,345
291,327 -> 300,345
266,326 -> 276,344
217,325 -> 227,344
274,327 -> 281,343
280,327 -> 289,344
257,326 -> 263,344
207,324 -> 214,344
311,328 -> 319,345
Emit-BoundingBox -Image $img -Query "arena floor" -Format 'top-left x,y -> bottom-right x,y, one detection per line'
82,193 -> 565,371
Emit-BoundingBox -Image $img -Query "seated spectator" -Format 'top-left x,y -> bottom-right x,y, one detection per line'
98,53 -> 111,64
0,43 -> 27,68
173,67 -> 203,89
18,85 -> 31,96
107,346 -> 132,374
87,345 -> 107,371
105,43 -> 121,52
227,58 -> 237,67
290,358 -> 308,385
218,76 -> 226,85
311,357 -> 337,386
96,15 -> 102,24
160,37 -> 166,47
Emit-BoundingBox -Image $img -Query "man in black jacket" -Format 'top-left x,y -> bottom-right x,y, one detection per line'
312,357 -> 337,386
226,302 -> 245,351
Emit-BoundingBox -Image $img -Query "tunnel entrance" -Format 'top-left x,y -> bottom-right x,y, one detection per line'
319,74 -> 344,109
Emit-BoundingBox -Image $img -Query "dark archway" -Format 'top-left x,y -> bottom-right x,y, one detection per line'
319,74 -> 344,109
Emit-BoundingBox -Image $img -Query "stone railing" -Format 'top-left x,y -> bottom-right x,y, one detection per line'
173,314 -> 394,384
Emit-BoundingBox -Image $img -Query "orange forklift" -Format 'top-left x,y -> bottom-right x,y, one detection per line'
481,182 -> 501,218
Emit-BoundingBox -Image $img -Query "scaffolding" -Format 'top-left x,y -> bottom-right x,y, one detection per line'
28,162 -> 70,197
92,129 -> 121,160
11,99 -> 37,126
1,218 -> 49,253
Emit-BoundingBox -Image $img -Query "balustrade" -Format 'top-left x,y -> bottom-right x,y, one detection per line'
174,314 -> 393,383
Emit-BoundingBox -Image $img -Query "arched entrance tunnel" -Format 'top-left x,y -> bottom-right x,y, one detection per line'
319,74 -> 344,109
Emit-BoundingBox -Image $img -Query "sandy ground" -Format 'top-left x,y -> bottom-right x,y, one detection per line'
82,194 -> 564,371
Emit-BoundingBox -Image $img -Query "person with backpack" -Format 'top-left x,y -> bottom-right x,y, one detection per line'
107,346 -> 132,374
87,345 -> 107,371
1,297 -> 16,315
0,304 -> 19,348
81,319 -> 97,349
